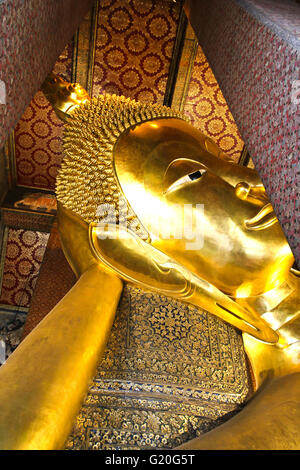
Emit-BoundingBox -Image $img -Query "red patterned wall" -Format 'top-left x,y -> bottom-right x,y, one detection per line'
13,0 -> 181,190
184,45 -> 244,160
92,0 -> 180,103
14,43 -> 73,189
0,228 -> 49,308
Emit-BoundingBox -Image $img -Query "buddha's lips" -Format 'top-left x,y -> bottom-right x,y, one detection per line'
245,203 -> 278,231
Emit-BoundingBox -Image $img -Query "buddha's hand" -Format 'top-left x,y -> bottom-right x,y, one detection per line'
89,222 -> 278,344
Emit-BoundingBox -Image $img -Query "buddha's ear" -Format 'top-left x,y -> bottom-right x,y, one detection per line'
89,222 -> 278,344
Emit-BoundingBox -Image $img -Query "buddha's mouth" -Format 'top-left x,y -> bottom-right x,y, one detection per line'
245,203 -> 278,231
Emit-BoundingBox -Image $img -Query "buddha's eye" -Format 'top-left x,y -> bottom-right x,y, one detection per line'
188,170 -> 205,181
165,168 -> 206,194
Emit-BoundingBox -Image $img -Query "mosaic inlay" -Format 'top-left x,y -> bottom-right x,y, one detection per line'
66,284 -> 250,450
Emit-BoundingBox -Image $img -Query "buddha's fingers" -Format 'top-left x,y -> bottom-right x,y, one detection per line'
190,282 -> 278,343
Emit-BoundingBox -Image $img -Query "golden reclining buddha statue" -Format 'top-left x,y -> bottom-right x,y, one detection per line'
0,73 -> 299,450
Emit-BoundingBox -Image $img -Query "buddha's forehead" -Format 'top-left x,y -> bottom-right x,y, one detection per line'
115,118 -> 216,170
113,118 -> 261,196
114,118 -> 217,192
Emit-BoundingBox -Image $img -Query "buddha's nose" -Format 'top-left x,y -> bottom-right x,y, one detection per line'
235,182 -> 268,206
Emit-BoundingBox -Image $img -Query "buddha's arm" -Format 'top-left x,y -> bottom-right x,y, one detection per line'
0,264 -> 122,450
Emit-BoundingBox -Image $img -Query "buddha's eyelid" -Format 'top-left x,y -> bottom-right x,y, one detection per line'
189,168 -> 206,177
174,174 -> 191,184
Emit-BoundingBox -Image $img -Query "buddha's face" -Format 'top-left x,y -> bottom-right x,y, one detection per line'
114,118 -> 294,297
41,73 -> 90,120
